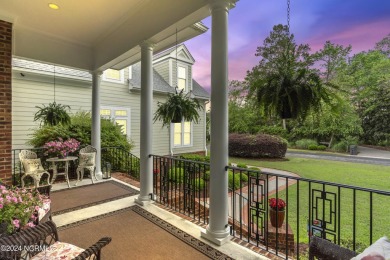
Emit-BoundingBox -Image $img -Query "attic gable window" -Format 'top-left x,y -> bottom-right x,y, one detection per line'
177,66 -> 186,91
103,69 -> 124,83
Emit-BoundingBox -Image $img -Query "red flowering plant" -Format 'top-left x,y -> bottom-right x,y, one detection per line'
44,138 -> 80,158
269,198 -> 286,211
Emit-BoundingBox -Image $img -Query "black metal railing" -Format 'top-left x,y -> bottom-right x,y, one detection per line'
227,165 -> 390,259
101,147 -> 140,180
149,154 -> 390,259
151,155 -> 210,224
11,146 -> 140,186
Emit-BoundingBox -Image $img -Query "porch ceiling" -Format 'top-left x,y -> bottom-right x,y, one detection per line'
0,0 -> 210,71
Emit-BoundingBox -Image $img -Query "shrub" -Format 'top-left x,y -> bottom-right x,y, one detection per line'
204,170 -> 248,189
295,139 -> 318,149
29,112 -> 134,152
229,133 -> 287,158
317,145 -> 327,151
308,144 -> 318,150
193,178 -> 206,191
180,154 -> 210,163
236,163 -> 248,168
332,141 -> 349,152
168,167 -> 185,183
258,126 -> 289,139
204,170 -> 210,181
228,170 -> 248,190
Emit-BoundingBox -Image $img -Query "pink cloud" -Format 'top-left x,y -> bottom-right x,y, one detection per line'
307,19 -> 389,53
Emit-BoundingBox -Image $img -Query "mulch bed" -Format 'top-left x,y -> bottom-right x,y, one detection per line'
58,206 -> 234,260
51,180 -> 139,215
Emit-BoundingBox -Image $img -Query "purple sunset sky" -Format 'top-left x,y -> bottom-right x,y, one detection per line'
184,0 -> 390,92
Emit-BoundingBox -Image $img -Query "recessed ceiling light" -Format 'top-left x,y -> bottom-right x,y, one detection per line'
48,3 -> 59,10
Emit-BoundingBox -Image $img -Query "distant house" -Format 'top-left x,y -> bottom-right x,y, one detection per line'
12,44 -> 209,156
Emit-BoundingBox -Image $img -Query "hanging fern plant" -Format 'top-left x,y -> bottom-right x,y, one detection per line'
154,89 -> 202,128
34,102 -> 71,126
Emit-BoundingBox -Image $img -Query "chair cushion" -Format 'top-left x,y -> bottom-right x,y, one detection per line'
38,197 -> 51,221
79,152 -> 95,166
31,241 -> 85,260
351,237 -> 390,260
22,159 -> 44,173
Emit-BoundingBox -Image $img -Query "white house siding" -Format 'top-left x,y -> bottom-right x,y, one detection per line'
12,73 -> 91,149
12,67 -> 207,157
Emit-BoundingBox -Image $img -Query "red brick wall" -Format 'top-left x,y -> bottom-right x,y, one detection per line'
0,20 -> 12,183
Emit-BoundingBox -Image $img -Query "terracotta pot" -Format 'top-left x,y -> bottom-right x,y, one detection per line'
269,208 -> 285,228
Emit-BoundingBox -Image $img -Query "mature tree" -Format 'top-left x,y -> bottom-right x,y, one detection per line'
340,51 -> 390,144
228,80 -> 264,134
246,25 -> 337,129
375,33 -> 390,57
314,41 -> 352,83
292,99 -> 362,147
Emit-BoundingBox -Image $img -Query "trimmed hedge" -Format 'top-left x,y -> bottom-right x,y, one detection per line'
229,133 -> 287,158
180,154 -> 210,163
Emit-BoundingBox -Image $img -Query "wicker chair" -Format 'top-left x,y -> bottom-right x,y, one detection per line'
309,236 -> 358,260
19,150 -> 50,188
76,145 -> 98,185
0,221 -> 111,260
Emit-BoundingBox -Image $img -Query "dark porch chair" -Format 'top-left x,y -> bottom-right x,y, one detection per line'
0,220 -> 111,260
309,236 -> 358,260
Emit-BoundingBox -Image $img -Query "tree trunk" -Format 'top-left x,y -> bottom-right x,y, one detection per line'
282,119 -> 286,130
329,134 -> 334,148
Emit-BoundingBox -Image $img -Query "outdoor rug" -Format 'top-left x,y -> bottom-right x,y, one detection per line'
58,206 -> 234,260
51,181 -> 139,215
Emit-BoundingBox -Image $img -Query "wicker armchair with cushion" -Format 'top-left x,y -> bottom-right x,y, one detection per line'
0,220 -> 111,260
309,236 -> 358,260
19,150 -> 50,188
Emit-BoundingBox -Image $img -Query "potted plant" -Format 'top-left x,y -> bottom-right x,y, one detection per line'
269,198 -> 286,228
153,89 -> 202,128
43,138 -> 80,158
34,102 -> 71,126
0,185 -> 44,236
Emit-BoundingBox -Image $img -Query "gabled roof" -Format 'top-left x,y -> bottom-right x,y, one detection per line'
153,44 -> 195,64
129,62 -> 209,100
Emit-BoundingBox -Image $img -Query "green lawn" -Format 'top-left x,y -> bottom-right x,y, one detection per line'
229,156 -> 390,251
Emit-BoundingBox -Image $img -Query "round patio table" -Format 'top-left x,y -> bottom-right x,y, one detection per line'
47,156 -> 78,188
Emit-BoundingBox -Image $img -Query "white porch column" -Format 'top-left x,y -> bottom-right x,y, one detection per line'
91,71 -> 103,177
201,0 -> 234,245
135,41 -> 154,205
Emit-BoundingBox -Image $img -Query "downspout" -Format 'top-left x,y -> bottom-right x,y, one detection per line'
204,100 -> 210,156
169,124 -> 173,156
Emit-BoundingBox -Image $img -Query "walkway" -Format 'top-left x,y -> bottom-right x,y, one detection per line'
287,146 -> 390,166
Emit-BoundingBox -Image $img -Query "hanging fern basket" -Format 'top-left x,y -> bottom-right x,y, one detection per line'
171,112 -> 183,123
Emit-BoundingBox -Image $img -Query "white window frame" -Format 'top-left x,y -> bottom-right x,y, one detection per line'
176,62 -> 190,92
100,106 -> 131,137
128,66 -> 132,79
102,69 -> 125,83
171,121 -> 193,148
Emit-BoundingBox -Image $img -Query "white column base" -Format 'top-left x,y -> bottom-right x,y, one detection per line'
201,226 -> 231,246
95,171 -> 103,179
134,195 -> 154,206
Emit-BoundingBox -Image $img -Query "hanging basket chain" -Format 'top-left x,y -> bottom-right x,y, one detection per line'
53,65 -> 56,102
287,0 -> 291,32
175,27 -> 179,94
